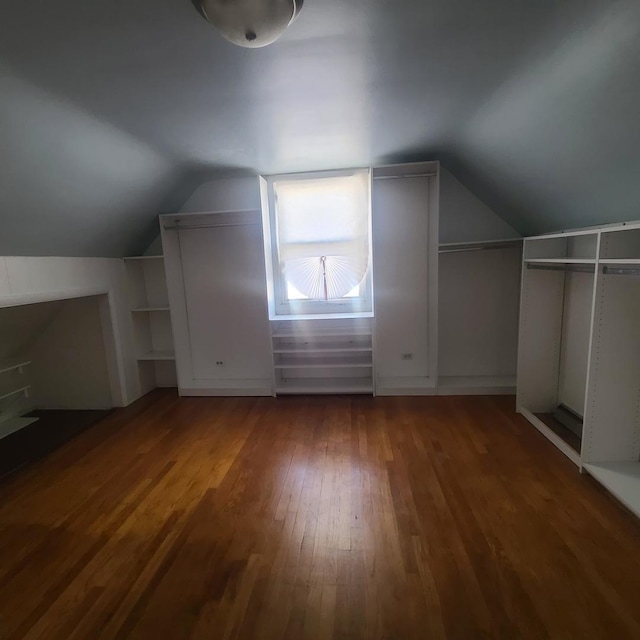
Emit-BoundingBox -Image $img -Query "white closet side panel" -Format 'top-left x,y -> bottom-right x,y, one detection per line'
178,223 -> 272,386
373,176 -> 434,390
557,272 -> 593,416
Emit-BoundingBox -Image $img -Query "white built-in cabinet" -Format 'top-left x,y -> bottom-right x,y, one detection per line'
372,163 -> 439,395
156,162 -> 525,398
124,255 -> 177,396
518,224 -> 640,517
161,210 -> 273,396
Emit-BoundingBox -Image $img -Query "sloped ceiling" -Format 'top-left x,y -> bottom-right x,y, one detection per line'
1,0 -> 639,255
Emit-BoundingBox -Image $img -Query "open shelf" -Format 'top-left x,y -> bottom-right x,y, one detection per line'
275,378 -> 374,395
131,307 -> 171,313
584,462 -> 640,518
137,350 -> 175,361
599,259 -> 640,266
0,416 -> 39,440
273,344 -> 373,354
0,359 -> 31,375
275,354 -> 373,369
272,328 -> 372,339
271,317 -> 374,396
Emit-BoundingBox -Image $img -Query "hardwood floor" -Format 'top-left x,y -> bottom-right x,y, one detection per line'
1,390 -> 639,639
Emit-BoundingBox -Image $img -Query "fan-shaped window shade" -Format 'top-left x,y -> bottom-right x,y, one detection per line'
274,173 -> 370,301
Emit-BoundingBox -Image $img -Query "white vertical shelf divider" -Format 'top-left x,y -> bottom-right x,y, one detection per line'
123,256 -> 177,395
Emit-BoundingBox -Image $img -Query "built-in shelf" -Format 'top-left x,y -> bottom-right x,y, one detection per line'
273,345 -> 373,354
524,258 -> 596,265
271,318 -> 374,396
131,307 -> 170,313
584,462 -> 640,519
599,259 -> 640,265
137,350 -> 175,361
276,378 -> 374,395
275,354 -> 373,369
0,385 -> 31,402
0,359 -> 31,375
0,416 -> 39,440
439,238 -> 523,253
272,329 -> 372,339
123,255 -> 164,261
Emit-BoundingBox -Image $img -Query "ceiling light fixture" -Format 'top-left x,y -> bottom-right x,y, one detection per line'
192,0 -> 304,48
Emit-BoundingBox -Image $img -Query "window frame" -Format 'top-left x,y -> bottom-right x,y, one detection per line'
263,168 -> 374,319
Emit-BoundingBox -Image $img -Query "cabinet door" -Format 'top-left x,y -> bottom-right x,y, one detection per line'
373,177 -> 432,379
179,222 -> 272,381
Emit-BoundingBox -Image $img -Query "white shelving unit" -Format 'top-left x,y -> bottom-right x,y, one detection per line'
0,359 -> 38,440
271,318 -> 374,395
124,256 -> 177,395
518,222 -> 640,518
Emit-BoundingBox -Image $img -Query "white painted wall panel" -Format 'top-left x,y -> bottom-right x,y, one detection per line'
439,248 -> 521,378
29,296 -> 112,409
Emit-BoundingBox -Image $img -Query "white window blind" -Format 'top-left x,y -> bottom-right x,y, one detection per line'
274,172 -> 370,301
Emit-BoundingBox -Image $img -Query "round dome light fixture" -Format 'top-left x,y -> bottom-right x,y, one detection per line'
192,0 -> 304,48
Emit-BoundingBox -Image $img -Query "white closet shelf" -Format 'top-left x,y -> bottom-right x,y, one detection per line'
584,462 -> 640,518
0,385 -> 31,402
136,350 -> 175,361
273,345 -> 373,354
123,255 -> 164,261
0,358 -> 32,375
276,378 -> 373,395
0,416 -> 39,440
599,258 -> 640,265
131,307 -> 170,312
524,258 -> 596,265
275,355 -> 373,369
439,238 -> 523,253
272,329 -> 372,339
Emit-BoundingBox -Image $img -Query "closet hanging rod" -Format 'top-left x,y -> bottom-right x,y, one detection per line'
526,263 -> 595,274
603,266 -> 640,277
373,172 -> 438,180
163,221 -> 260,231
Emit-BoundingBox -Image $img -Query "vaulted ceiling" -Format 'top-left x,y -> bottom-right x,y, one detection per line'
1,0 -> 639,256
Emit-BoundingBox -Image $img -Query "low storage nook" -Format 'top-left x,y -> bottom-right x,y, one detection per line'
518,223 -> 640,517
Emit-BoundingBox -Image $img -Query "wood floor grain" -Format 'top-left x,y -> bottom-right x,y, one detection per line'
1,390 -> 639,639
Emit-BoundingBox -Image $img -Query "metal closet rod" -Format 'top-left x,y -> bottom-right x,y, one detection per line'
526,263 -> 595,274
163,221 -> 260,231
603,266 -> 640,277
373,172 -> 438,180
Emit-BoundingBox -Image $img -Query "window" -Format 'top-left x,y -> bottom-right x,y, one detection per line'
262,170 -> 373,318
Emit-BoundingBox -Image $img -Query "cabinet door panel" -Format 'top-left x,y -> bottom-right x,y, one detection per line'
179,224 -> 271,380
373,177 -> 430,378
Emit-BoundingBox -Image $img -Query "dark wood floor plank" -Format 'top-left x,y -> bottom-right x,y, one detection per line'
0,390 -> 639,639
